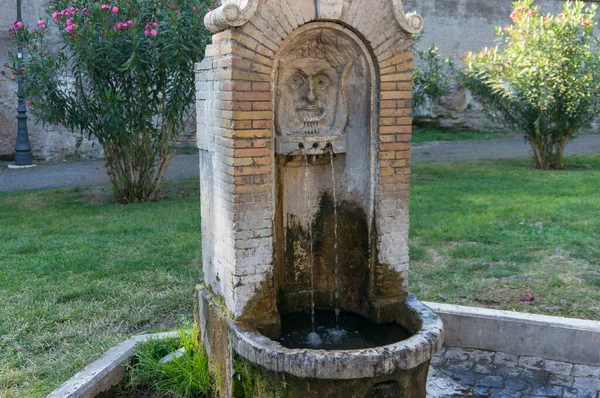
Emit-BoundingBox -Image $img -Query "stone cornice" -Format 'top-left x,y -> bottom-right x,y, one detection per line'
392,0 -> 424,34
204,0 -> 259,33
204,0 -> 423,35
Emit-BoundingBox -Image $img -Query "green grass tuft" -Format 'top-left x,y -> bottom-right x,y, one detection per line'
409,154 -> 600,319
116,330 -> 212,398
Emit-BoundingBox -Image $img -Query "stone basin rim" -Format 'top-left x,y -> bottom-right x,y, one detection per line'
226,293 -> 444,380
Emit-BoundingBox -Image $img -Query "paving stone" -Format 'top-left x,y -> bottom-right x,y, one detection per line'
519,356 -> 545,371
473,364 -> 494,375
495,364 -> 522,378
477,375 -> 504,388
430,349 -> 600,398
519,369 -> 551,389
445,348 -> 469,361
563,387 -> 597,398
450,371 -> 477,385
473,387 -> 490,396
490,391 -> 522,398
495,352 -> 519,366
506,376 -> 530,392
446,359 -> 475,373
572,365 -> 600,378
573,377 -> 600,391
530,386 -> 563,397
468,349 -> 495,365
548,374 -> 573,388
543,360 -> 573,376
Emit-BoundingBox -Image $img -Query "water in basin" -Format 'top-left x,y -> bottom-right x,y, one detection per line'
276,309 -> 411,350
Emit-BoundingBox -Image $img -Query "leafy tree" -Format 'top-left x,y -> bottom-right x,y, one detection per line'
8,0 -> 211,202
465,0 -> 600,169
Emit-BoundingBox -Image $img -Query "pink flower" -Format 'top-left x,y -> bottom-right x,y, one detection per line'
26,101 -> 31,107
582,20 -> 591,27
83,8 -> 89,15
66,18 -> 74,26
503,25 -> 510,31
528,10 -> 536,17
37,20 -> 47,29
52,12 -> 60,22
208,8 -> 212,12
193,6 -> 198,12
127,20 -> 133,27
564,66 -> 569,71
482,52 -> 489,58
12,20 -> 24,30
153,22 -> 158,28
101,4 -> 110,10
505,61 -> 511,66
66,24 -> 74,33
144,30 -> 149,36
520,296 -> 535,302
510,6 -> 527,22
150,29 -> 157,36
112,6 -> 119,13
546,77 -> 551,82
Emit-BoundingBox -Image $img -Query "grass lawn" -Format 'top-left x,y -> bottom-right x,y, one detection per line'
1,155 -> 599,396
410,154 -> 600,319
411,126 -> 514,143
0,180 -> 202,398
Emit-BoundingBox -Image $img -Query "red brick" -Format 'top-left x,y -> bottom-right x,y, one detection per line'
235,148 -> 271,157
252,82 -> 271,92
381,143 -> 410,151
253,120 -> 271,129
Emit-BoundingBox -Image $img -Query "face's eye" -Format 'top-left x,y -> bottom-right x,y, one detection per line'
314,74 -> 331,90
288,74 -> 304,90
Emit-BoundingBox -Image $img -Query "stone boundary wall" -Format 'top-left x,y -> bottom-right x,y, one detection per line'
404,0 -> 600,132
2,0 -> 597,158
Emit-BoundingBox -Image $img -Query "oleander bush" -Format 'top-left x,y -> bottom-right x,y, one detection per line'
8,0 -> 211,202
464,0 -> 600,169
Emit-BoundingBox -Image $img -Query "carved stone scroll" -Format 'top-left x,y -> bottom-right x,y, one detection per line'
391,0 -> 424,33
204,0 -> 258,33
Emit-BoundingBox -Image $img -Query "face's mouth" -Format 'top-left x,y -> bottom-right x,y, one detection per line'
295,106 -> 326,123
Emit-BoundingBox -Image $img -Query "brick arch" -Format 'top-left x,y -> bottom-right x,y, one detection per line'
196,0 -> 416,324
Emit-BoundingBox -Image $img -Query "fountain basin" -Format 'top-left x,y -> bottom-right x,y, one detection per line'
196,288 -> 443,397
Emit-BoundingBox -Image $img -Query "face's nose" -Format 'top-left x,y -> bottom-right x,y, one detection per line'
305,78 -> 317,103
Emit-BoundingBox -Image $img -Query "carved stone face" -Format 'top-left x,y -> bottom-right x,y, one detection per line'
278,57 -> 340,135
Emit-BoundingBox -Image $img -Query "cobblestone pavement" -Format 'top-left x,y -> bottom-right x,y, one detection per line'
427,348 -> 600,398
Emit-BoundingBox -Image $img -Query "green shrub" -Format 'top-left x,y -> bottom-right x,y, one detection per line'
465,0 -> 600,170
412,32 -> 457,111
8,0 -> 211,203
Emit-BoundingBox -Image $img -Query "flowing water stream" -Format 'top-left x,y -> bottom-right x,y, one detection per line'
329,147 -> 340,329
302,150 -> 318,343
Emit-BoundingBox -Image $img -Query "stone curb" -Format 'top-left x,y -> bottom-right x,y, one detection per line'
46,304 -> 600,397
425,302 -> 600,367
46,331 -> 179,398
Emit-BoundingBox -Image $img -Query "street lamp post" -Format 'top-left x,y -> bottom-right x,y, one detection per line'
13,0 -> 33,166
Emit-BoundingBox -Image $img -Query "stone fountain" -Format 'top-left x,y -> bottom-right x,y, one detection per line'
195,1 -> 443,396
